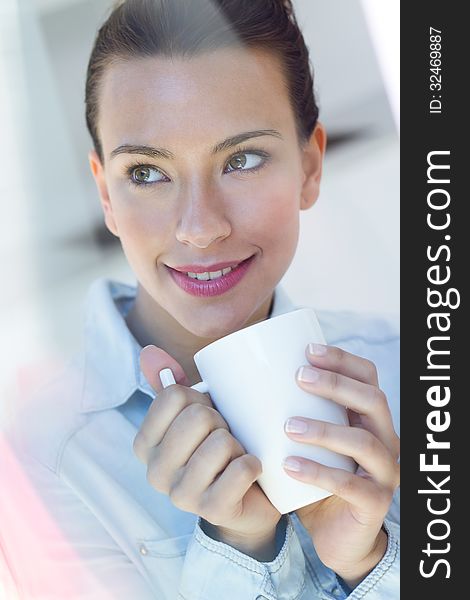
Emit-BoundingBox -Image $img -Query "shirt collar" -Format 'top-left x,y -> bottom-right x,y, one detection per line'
270,284 -> 297,317
81,278 -> 152,413
80,278 -> 295,413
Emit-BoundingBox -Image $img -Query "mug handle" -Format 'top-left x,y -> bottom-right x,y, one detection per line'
159,368 -> 209,394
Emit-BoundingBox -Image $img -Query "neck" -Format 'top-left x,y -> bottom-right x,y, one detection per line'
125,285 -> 275,386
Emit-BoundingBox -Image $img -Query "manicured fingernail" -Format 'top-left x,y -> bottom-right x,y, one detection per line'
308,343 -> 327,356
297,366 -> 320,383
285,418 -> 308,434
159,368 -> 176,388
283,457 -> 302,472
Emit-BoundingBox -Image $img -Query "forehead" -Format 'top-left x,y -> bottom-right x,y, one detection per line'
98,48 -> 295,153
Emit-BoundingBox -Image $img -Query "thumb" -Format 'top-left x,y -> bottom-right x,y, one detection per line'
140,345 -> 190,393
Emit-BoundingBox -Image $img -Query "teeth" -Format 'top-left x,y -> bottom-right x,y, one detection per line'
209,270 -> 223,279
186,266 -> 235,280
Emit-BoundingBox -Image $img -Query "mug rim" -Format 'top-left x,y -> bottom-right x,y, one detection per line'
193,306 -> 315,361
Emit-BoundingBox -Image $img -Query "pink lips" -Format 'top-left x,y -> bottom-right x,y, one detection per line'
167,255 -> 255,297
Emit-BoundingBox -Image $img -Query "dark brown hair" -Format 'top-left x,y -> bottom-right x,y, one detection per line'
85,0 -> 319,164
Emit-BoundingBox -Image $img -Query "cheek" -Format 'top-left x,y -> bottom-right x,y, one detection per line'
242,179 -> 300,252
111,193 -> 171,244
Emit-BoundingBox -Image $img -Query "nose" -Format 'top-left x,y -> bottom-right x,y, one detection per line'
175,182 -> 231,248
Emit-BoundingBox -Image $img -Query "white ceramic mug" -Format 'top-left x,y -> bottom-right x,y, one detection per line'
161,308 -> 356,514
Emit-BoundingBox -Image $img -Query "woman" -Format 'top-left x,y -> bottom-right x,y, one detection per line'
3,0 -> 399,597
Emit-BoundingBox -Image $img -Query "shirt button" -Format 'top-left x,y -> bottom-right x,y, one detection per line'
332,587 -> 342,597
139,544 -> 148,556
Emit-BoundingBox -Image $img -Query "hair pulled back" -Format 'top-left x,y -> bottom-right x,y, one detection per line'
85,0 -> 319,163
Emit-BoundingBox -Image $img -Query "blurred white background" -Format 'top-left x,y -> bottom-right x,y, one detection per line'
0,0 -> 399,409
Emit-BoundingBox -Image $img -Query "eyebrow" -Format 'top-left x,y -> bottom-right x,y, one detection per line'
109,129 -> 283,161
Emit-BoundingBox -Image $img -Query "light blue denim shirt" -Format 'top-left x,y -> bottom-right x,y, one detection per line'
2,278 -> 399,599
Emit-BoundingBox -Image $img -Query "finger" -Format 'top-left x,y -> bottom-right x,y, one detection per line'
168,429 -> 245,514
284,418 -> 399,489
140,345 -> 190,392
305,344 -> 379,386
282,458 -> 392,516
296,366 -> 398,455
205,454 -> 262,517
134,384 -> 213,462
148,404 -> 229,485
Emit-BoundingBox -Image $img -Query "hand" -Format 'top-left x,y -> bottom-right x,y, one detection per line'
283,344 -> 400,588
133,345 -> 281,561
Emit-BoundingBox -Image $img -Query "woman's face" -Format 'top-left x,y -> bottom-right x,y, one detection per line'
89,47 -> 325,339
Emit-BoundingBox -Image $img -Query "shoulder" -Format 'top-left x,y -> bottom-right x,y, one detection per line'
5,354 -> 90,473
316,309 -> 399,365
316,309 -> 399,345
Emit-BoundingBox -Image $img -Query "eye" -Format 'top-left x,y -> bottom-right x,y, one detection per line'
128,165 -> 167,186
225,151 -> 267,174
